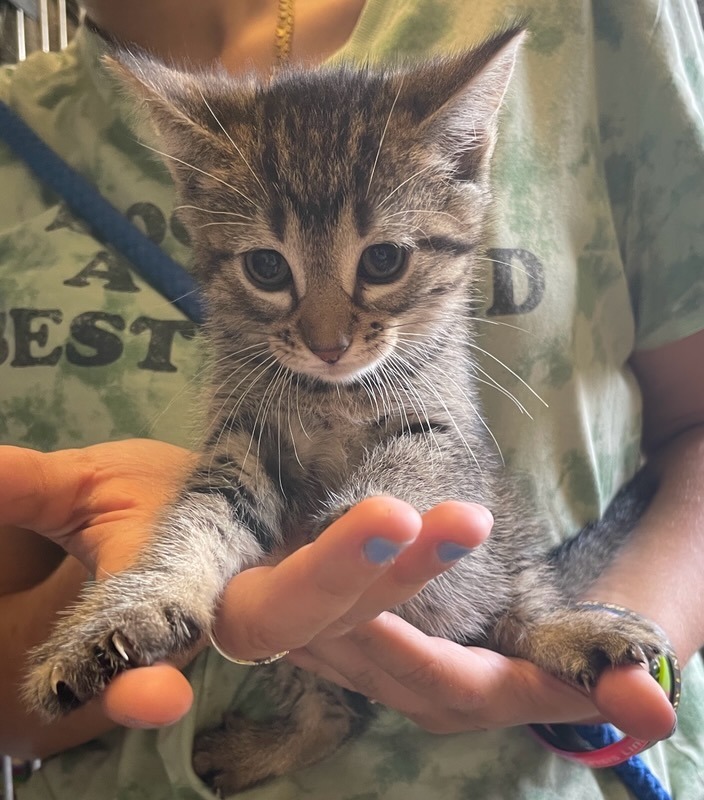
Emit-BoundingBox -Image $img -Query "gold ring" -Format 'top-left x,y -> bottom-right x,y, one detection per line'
209,631 -> 289,666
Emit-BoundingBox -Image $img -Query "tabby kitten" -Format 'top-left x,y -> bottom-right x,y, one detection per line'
24,26 -> 666,794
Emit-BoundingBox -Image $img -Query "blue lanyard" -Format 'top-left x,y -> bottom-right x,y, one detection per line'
0,98 -> 204,324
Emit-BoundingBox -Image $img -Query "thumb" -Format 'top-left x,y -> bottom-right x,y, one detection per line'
591,664 -> 676,742
0,446 -> 89,535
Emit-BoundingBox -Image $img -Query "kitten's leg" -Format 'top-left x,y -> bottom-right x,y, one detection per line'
23,452 -> 283,719
490,567 -> 669,691
192,663 -> 373,795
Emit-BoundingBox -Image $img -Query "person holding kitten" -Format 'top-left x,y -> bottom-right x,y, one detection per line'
1,1 -> 703,799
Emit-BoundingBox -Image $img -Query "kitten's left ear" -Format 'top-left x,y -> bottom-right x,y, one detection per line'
405,25 -> 526,181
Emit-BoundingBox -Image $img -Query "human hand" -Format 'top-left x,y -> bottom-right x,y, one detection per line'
102,497 -> 495,726
0,442 -> 675,744
0,440 -> 201,748
102,493 -> 674,744
287,613 -> 676,743
0,445 -> 493,730
0,439 -> 194,578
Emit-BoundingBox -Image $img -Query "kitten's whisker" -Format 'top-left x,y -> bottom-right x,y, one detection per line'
359,373 -> 382,422
197,221 -> 250,229
471,317 -> 531,334
209,353 -> 277,470
376,163 -> 436,209
393,332 -> 533,418
286,372 -> 304,469
384,208 -> 464,225
209,370 -> 270,480
295,374 -> 312,441
366,77 -> 404,199
132,285 -> 203,320
144,342 -> 267,438
175,204 -> 252,220
381,360 -> 412,433
383,353 -> 443,458
466,342 -> 547,407
197,88 -> 268,198
141,358 -> 212,436
474,254 -> 531,279
473,375 -> 533,419
273,364 -> 290,496
238,367 -> 276,483
385,343 -> 481,471
209,360 -> 268,448
205,347 -> 273,438
252,363 -> 286,473
139,141 -> 256,206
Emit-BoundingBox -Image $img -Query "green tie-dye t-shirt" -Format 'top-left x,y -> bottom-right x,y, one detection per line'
2,1 -> 704,798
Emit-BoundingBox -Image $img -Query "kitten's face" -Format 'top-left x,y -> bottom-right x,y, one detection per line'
179,87 -> 488,385
114,28 -> 522,385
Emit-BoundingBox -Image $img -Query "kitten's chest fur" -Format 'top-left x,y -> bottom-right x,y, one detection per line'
223,366 -> 467,530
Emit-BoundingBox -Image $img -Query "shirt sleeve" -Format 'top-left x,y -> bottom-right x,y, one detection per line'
595,0 -> 704,351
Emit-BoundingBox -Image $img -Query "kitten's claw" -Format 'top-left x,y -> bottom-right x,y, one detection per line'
111,633 -> 131,663
50,666 -> 63,695
23,577 -> 211,719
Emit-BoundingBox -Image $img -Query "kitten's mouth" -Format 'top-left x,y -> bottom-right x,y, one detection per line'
284,352 -> 383,386
300,358 -> 375,384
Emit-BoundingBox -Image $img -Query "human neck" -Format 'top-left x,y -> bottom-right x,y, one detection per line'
83,0 -> 366,72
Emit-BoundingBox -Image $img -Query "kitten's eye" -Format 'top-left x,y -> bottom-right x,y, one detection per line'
244,249 -> 292,290
358,244 -> 408,284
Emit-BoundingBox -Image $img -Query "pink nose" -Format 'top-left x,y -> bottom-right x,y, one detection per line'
309,339 -> 350,364
310,345 -> 348,364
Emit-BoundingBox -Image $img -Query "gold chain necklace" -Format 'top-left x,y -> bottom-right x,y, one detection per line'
274,0 -> 295,64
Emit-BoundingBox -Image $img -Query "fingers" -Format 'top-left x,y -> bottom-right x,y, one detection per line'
296,613 -> 677,740
322,502 -> 493,635
213,498 -> 493,662
299,613 -> 596,732
212,497 -> 423,660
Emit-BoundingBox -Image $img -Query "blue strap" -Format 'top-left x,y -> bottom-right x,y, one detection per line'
574,725 -> 672,800
0,99 -> 204,324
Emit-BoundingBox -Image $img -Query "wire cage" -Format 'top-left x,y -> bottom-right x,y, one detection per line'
0,0 -> 79,64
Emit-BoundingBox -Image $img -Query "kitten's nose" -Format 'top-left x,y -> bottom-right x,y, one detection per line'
309,338 -> 350,364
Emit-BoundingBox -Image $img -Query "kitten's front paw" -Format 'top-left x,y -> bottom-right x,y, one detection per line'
24,573 -> 209,719
527,609 -> 669,692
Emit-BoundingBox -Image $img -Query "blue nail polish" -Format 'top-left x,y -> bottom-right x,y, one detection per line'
363,537 -> 404,564
436,542 -> 473,563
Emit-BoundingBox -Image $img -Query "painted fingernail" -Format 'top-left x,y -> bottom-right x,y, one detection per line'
363,537 -> 405,564
436,541 -> 474,563
667,718 -> 678,739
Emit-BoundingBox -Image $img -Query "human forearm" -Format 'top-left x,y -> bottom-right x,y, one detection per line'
584,425 -> 704,664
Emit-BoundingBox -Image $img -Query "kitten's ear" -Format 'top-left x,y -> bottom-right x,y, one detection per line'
405,25 -> 526,181
103,50 -> 235,167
